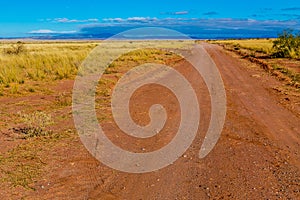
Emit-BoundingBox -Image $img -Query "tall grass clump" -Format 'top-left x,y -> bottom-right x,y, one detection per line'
18,111 -> 54,138
0,66 -> 24,85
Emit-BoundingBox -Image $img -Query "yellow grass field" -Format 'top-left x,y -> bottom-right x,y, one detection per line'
0,40 -> 193,96
0,42 -> 97,85
211,39 -> 274,54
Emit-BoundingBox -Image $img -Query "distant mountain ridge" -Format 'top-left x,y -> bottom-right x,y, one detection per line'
0,28 -> 286,40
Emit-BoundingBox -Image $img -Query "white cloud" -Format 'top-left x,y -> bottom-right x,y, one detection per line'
103,17 -> 157,23
29,29 -> 76,34
127,17 -> 157,22
103,18 -> 124,23
160,11 -> 189,15
29,29 -> 55,34
54,18 -> 99,23
174,11 -> 189,15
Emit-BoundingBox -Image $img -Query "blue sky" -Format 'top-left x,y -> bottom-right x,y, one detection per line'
1,0 -> 300,38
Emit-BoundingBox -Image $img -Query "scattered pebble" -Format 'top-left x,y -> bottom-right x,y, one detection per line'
251,74 -> 261,78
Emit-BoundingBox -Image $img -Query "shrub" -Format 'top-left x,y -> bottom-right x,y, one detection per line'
272,30 -> 300,58
294,33 -> 300,57
3,41 -> 26,55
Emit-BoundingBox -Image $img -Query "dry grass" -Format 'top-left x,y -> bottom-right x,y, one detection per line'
0,130 -> 75,190
210,39 -> 274,54
0,41 -> 97,93
0,40 -> 193,95
209,39 -> 300,89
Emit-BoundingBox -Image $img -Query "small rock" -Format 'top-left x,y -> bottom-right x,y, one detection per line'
251,74 -> 261,78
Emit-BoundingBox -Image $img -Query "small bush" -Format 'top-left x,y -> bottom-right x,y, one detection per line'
272,30 -> 300,58
3,41 -> 26,55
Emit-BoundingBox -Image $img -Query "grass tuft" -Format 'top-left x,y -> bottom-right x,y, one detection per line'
17,111 -> 54,139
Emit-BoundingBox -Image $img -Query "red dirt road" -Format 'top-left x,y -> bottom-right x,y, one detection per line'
1,44 -> 299,199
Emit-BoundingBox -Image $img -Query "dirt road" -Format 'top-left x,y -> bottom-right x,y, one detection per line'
1,44 -> 299,199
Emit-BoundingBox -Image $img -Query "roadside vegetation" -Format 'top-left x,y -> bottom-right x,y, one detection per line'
272,30 -> 300,59
0,40 -> 193,96
208,30 -> 300,89
0,41 -> 97,190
